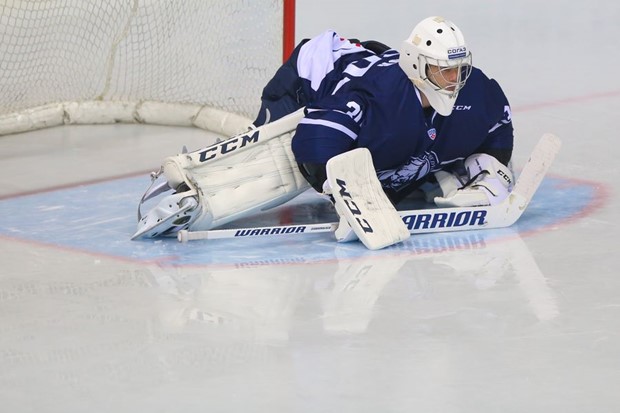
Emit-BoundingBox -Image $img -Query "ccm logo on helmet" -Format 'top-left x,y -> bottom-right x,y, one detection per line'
447,47 -> 467,59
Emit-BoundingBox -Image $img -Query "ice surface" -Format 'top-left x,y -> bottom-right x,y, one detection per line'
1,2 -> 619,412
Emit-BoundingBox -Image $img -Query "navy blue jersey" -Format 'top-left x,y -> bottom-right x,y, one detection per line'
286,32 -> 513,193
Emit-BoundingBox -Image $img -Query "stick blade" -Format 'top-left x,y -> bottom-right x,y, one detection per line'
513,133 -> 562,203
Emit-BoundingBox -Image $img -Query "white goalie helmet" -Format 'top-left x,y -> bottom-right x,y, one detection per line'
399,16 -> 473,116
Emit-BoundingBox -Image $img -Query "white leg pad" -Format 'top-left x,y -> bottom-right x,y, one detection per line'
162,109 -> 310,230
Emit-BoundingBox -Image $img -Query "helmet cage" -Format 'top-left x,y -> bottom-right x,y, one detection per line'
419,53 -> 472,98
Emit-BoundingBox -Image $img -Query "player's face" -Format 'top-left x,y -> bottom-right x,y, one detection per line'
426,64 -> 460,92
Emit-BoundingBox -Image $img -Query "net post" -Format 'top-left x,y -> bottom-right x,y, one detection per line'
283,0 -> 296,62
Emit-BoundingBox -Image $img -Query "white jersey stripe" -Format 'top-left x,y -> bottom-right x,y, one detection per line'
299,118 -> 358,140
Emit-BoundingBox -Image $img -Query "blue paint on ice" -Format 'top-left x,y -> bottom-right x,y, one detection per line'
0,175 -> 600,266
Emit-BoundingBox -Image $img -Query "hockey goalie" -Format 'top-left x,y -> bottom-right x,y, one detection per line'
132,17 -> 524,250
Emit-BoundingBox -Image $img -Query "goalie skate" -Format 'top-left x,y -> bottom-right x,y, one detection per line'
131,109 -> 308,240
131,172 -> 201,240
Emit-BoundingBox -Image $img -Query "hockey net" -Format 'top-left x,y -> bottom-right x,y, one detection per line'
0,0 -> 295,136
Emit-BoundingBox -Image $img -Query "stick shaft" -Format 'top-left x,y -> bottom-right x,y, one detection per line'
180,223 -> 337,242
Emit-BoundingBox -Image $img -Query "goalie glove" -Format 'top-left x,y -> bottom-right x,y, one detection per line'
434,153 -> 514,207
419,169 -> 466,203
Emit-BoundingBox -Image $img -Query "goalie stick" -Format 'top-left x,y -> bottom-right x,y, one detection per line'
177,133 -> 561,244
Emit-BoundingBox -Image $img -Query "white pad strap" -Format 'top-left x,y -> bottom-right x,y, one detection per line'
326,148 -> 410,250
435,153 -> 513,207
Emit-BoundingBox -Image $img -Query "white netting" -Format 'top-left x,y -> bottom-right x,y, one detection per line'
0,0 -> 285,135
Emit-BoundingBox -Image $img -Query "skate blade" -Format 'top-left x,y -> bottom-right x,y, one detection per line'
131,197 -> 197,240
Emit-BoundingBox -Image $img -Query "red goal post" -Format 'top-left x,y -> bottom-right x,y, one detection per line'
0,0 -> 296,137
283,0 -> 296,62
